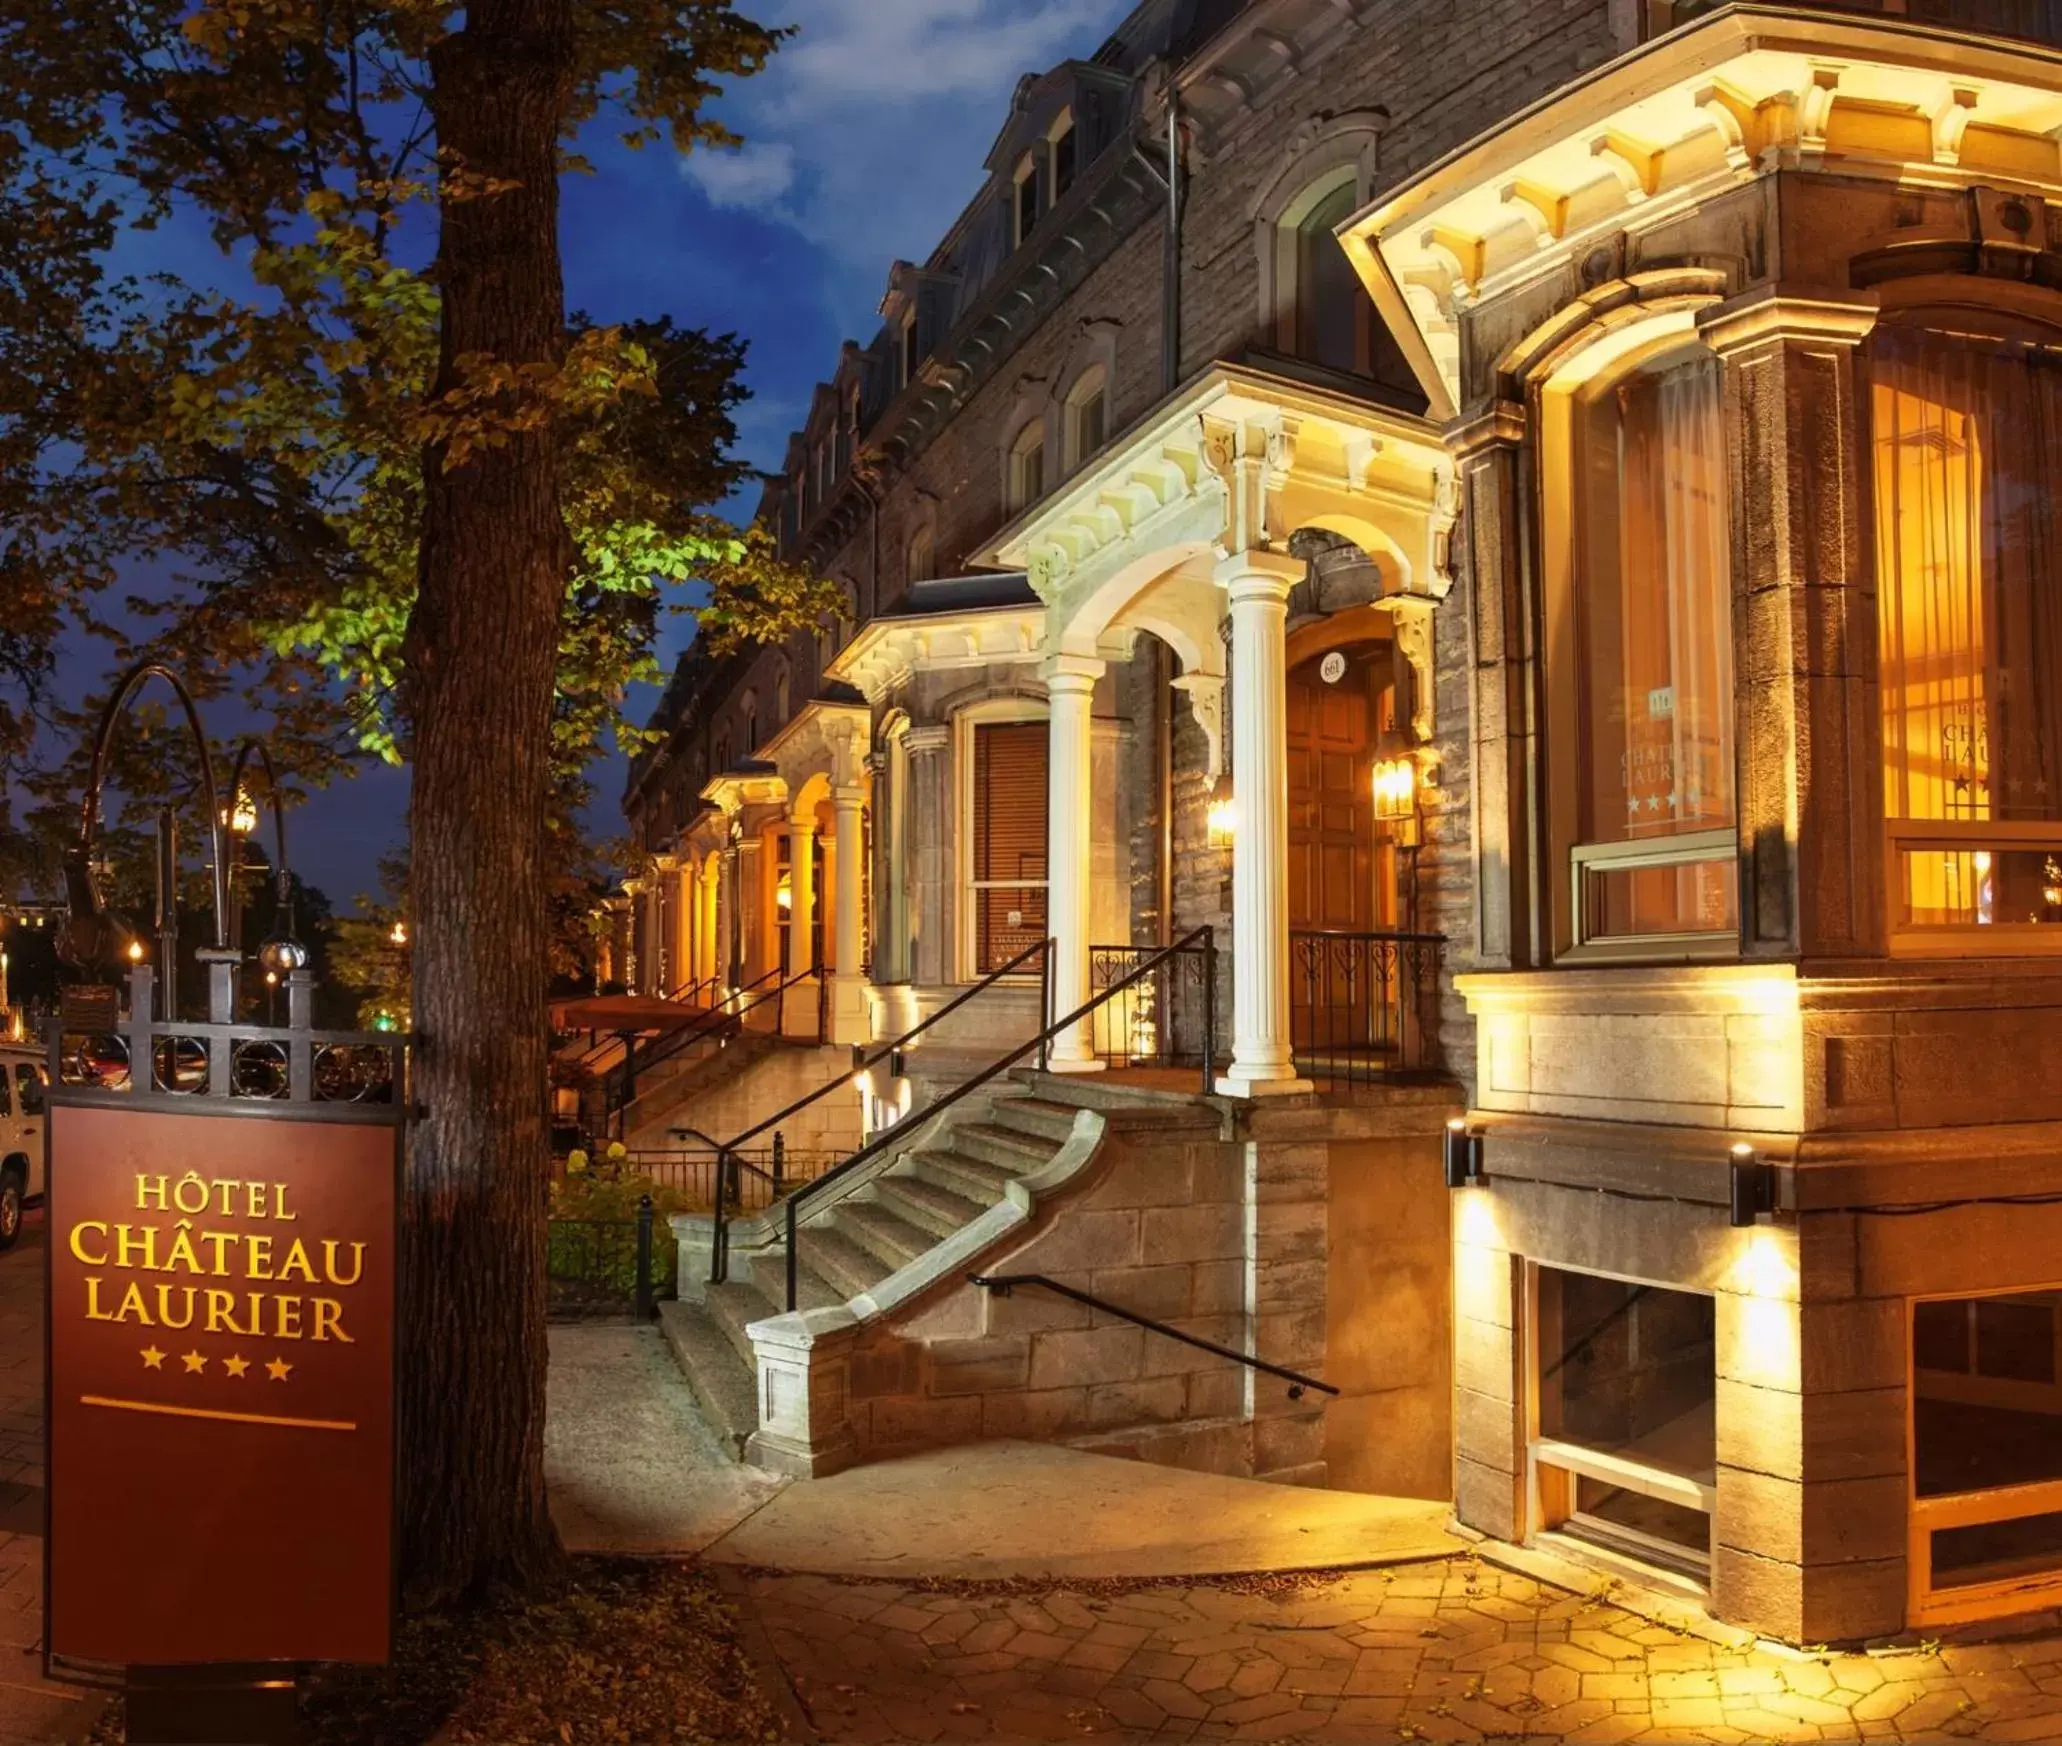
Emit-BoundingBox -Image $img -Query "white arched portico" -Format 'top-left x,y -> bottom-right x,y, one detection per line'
980,361 -> 1456,1093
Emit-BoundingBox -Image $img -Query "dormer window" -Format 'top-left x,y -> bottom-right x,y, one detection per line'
1014,155 -> 1039,246
1064,365 -> 1108,471
1009,420 -> 1046,511
1050,109 -> 1077,201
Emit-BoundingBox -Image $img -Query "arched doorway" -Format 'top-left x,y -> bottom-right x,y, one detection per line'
1284,609 -> 1414,1081
1286,610 -> 1400,934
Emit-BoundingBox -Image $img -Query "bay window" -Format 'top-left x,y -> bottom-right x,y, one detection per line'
1873,323 -> 2062,946
1567,345 -> 1737,949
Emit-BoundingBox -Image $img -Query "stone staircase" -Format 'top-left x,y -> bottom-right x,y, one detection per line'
660,1081 -> 1104,1458
619,1026 -> 782,1147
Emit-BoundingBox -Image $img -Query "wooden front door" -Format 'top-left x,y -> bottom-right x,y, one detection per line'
1286,643 -> 1389,932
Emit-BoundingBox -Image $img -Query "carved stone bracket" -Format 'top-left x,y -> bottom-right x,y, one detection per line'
1172,672 -> 1227,779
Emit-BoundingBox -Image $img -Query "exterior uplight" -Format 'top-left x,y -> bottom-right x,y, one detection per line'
1729,1141 -> 1773,1228
1444,1116 -> 1484,1188
1207,775 -> 1236,846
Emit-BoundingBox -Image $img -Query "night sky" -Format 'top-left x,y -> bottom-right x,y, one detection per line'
35,0 -> 1135,914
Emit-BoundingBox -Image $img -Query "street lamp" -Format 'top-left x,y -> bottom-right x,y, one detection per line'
389,920 -> 408,948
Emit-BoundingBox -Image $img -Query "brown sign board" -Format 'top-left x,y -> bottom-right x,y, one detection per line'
47,1102 -> 397,1666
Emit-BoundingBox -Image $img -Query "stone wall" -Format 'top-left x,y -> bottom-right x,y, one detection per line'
773,1103 -> 1312,1484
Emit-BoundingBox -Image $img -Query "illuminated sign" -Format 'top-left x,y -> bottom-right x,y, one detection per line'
47,1102 -> 396,1666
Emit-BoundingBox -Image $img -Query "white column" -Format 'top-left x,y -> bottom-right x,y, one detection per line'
828,784 -> 870,1045
782,817 -> 818,1036
904,726 -> 950,987
1218,564 -> 1311,1097
1044,654 -> 1106,1073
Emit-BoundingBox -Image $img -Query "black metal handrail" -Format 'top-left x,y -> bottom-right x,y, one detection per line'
706,936 -> 1055,1286
776,926 -> 1216,1310
968,1272 -> 1335,1401
605,965 -> 796,1138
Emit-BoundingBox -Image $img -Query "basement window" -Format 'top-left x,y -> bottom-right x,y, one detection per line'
1531,1266 -> 1716,1583
1910,1288 -> 2062,1624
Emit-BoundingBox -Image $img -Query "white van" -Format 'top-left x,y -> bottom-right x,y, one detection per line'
0,1045 -> 46,1248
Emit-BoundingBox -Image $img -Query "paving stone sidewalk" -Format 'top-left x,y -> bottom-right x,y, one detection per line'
729,1553 -> 2062,1744
0,1211 -> 99,1743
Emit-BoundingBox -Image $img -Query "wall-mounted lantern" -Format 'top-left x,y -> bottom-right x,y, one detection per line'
1206,774 -> 1236,848
1729,1142 -> 1773,1227
1444,1116 -> 1484,1188
1373,752 -> 1420,845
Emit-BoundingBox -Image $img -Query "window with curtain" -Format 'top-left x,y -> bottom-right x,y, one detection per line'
1874,324 -> 2062,937
971,722 -> 1048,973
1572,347 -> 1737,943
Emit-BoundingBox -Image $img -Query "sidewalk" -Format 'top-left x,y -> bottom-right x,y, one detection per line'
547,1327 -> 2062,1745
544,1328 -> 1459,1582
0,1214 -> 103,1744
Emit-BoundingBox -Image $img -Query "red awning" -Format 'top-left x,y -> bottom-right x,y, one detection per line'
550,994 -> 718,1033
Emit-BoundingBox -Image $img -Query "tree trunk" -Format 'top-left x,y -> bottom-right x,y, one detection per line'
398,0 -> 574,1605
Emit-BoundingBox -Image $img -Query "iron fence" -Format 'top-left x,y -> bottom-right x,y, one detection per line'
546,1197 -> 673,1321
1288,929 -> 1444,1087
616,1139 -> 839,1211
1086,933 -> 1218,1083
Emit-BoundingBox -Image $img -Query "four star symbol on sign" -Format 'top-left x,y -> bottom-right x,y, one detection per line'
139,1347 -> 297,1382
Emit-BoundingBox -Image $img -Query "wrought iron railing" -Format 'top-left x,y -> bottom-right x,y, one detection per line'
618,1139 -> 837,1211
772,927 -> 1213,1311
602,965 -> 801,1139
705,936 -> 1055,1287
1288,928 -> 1444,1087
967,1273 -> 1336,1401
546,1196 -> 672,1320
54,969 -> 406,1109
1087,932 -> 1218,1075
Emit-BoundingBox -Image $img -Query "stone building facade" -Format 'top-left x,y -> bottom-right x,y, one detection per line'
619,0 -> 2062,1648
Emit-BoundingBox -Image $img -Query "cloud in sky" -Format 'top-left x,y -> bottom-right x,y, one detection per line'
679,140 -> 797,211
686,0 -> 1134,283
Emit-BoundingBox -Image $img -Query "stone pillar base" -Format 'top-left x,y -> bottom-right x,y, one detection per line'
1045,1053 -> 1107,1075
826,972 -> 871,1047
1215,1071 -> 1313,1099
669,1212 -> 714,1306
780,977 -> 823,1039
746,1306 -> 859,1479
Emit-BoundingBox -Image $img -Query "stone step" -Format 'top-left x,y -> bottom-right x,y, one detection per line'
985,1096 -> 1083,1145
788,1224 -> 892,1304
703,1277 -> 784,1370
870,1173 -> 992,1240
954,1121 -> 1058,1172
834,1200 -> 934,1273
735,1250 -> 845,1323
657,1300 -> 758,1460
910,1148 -> 1019,1204
1008,1068 -> 1220,1118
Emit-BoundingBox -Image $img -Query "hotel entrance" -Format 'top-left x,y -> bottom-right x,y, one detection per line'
1284,611 -> 1425,1082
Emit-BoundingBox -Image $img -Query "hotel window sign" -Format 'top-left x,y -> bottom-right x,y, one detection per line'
1568,348 -> 1738,951
1874,323 -> 2062,948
